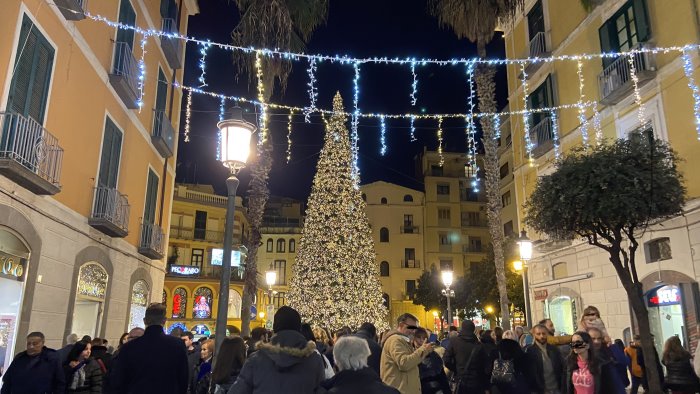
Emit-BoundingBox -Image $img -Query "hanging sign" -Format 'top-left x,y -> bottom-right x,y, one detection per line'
534,289 -> 549,301
0,252 -> 26,282
647,285 -> 681,307
169,265 -> 200,276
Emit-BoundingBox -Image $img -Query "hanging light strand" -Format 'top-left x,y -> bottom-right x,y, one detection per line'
592,101 -> 603,145
184,89 -> 192,142
305,58 -> 318,123
286,109 -> 294,163
551,109 -> 561,160
136,32 -> 149,111
682,49 -> 700,140
409,115 -> 417,142
466,61 -> 478,173
410,60 -> 418,106
628,54 -> 647,127
493,114 -> 502,140
198,41 -> 211,87
576,59 -> 590,149
437,116 -> 444,166
379,115 -> 387,156
255,51 -> 268,145
352,62 -> 361,177
520,63 -> 534,164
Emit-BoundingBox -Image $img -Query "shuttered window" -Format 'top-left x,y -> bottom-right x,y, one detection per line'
116,0 -> 136,50
8,15 -> 54,125
599,0 -> 651,67
155,68 -> 168,112
98,118 -> 123,188
143,169 -> 159,224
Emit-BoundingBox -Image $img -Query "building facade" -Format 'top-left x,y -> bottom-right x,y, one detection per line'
504,0 -> 700,354
0,0 -> 197,371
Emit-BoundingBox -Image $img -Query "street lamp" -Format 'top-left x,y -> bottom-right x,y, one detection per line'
517,230 -> 533,327
441,269 -> 454,331
265,269 -> 277,303
214,107 -> 255,358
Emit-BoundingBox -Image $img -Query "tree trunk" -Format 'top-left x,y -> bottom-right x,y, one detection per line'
240,139 -> 273,337
475,64 -> 511,330
627,281 -> 664,394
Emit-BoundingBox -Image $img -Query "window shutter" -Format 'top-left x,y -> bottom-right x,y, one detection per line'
98,119 -> 122,188
633,0 -> 651,43
28,38 -> 54,124
156,69 -> 168,112
117,0 -> 136,50
598,23 -> 614,68
144,170 -> 159,223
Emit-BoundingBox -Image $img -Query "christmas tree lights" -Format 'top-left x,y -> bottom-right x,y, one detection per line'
288,92 -> 387,331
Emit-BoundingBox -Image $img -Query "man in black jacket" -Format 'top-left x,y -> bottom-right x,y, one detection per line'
443,320 -> 488,393
107,303 -> 189,393
354,322 -> 382,375
1,331 -> 65,394
525,324 -> 564,394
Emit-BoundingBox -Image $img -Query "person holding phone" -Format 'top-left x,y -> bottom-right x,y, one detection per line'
577,306 -> 611,344
380,313 -> 435,394
413,328 -> 450,394
564,332 -> 625,394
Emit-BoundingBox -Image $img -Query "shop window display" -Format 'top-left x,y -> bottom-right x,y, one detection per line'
172,287 -> 187,318
71,263 -> 108,338
193,287 -> 213,319
129,280 -> 150,329
0,229 -> 29,377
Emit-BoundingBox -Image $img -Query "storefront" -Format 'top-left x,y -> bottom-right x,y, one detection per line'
0,229 -> 29,375
646,284 -> 686,355
71,263 -> 109,338
544,288 -> 581,336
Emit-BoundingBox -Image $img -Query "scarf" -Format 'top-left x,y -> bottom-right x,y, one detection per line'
70,361 -> 87,390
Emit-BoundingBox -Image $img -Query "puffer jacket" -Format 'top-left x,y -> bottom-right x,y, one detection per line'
64,359 -> 103,393
228,330 -> 325,394
380,330 -> 431,394
664,356 -> 700,392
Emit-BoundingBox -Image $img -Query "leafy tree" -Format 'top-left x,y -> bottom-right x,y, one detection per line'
524,133 -> 685,394
428,0 -> 525,330
413,265 -> 466,322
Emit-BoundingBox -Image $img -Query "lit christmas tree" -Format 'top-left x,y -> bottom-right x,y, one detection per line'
288,92 -> 387,331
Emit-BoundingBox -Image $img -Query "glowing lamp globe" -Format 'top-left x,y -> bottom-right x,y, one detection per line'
441,270 -> 454,288
265,270 -> 277,287
217,107 -> 256,173
513,260 -> 523,272
517,230 -> 533,261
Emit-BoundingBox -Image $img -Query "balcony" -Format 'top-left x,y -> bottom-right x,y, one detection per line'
529,116 -> 554,159
152,110 -> 175,157
176,189 -> 227,207
524,32 -> 549,76
0,112 -> 63,195
463,245 -> 485,253
439,244 -> 453,253
139,222 -> 165,259
461,219 -> 488,228
598,47 -> 656,105
170,227 -> 224,243
109,42 -> 139,109
261,217 -> 303,228
401,259 -> 421,269
400,226 -> 419,234
89,187 -> 130,237
460,191 -> 485,203
55,0 -> 87,20
161,18 -> 183,69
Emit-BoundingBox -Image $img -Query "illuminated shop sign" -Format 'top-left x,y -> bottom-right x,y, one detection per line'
211,249 -> 241,267
169,265 -> 200,276
647,285 -> 681,307
0,252 -> 26,282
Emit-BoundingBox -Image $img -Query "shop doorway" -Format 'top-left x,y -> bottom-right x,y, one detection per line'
646,285 -> 685,356
71,263 -> 108,338
0,229 -> 30,376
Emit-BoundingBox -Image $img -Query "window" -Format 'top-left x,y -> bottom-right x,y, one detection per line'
276,239 -> 285,253
553,263 -> 568,279
502,191 -> 512,207
273,292 -> 286,309
599,0 -> 650,67
266,239 -> 273,252
160,0 -> 177,19
7,16 -> 55,125
381,197 -> 388,204
154,67 -> 168,119
503,221 -> 514,237
116,0 -> 136,51
462,211 -> 481,226
362,193 -> 367,202
380,227 -> 389,242
405,280 -> 416,300
194,211 -> 207,240
143,169 -> 159,224
404,248 -> 418,268
437,184 -> 450,195
403,194 -> 413,202
500,163 -> 509,180
289,239 -> 296,253
527,0 -> 545,40
528,75 -> 555,131
431,165 -> 443,176
274,260 -> 287,285
191,249 -> 203,267
380,261 -> 389,276
228,290 -> 242,319
172,287 -> 187,318
403,215 -> 414,233
469,237 -> 482,252
465,165 -> 477,179
438,208 -> 451,220
440,259 -> 453,270
97,118 -> 123,189
129,280 -> 150,329
645,237 -> 672,263
439,233 -> 451,245
193,287 -> 213,319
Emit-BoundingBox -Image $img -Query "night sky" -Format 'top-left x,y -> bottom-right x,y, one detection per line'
176,0 -> 508,200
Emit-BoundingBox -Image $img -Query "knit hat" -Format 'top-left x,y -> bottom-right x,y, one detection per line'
273,306 -> 302,333
461,319 -> 476,334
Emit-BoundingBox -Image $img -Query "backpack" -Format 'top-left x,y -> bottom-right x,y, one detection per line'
490,351 -> 515,385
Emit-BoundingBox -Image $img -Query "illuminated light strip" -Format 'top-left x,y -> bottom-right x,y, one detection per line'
466,61 -> 478,173
520,63 -> 534,164
82,12 -> 700,67
437,116 -> 444,166
628,54 -> 647,127
217,96 -> 225,160
198,41 -> 212,87
682,49 -> 700,140
493,114 -> 501,140
551,109 -> 561,160
255,51 -> 268,145
409,115 -> 417,142
287,109 -> 294,163
184,89 -> 192,142
576,59 -> 590,149
352,62 -> 361,178
379,115 -> 387,156
592,101 -> 603,145
305,58 -> 318,123
410,60 -> 418,106
137,32 -> 149,111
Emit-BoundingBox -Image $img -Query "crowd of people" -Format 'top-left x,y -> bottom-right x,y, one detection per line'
2,302 -> 700,393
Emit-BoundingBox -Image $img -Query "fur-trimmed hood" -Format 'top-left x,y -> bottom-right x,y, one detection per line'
257,330 -> 318,370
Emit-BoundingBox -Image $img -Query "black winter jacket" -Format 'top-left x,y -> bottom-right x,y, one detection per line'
418,351 -> 451,394
443,332 -> 488,392
525,343 -> 565,393
488,339 -> 529,394
321,367 -> 400,394
63,359 -> 103,393
228,330 -> 325,394
1,347 -> 65,394
663,356 -> 700,392
353,330 -> 382,375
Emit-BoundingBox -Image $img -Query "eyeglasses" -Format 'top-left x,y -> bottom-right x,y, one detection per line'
405,325 -> 419,330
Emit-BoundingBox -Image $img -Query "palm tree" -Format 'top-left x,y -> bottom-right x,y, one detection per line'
429,0 -> 524,330
231,0 -> 328,336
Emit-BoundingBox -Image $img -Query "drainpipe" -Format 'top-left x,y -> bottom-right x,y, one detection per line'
158,0 -> 184,226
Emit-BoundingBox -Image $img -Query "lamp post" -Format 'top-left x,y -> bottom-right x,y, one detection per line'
516,230 -> 533,328
441,269 -> 454,331
264,269 -> 277,330
214,107 -> 255,358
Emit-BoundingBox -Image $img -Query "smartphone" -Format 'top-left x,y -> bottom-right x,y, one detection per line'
428,333 -> 438,343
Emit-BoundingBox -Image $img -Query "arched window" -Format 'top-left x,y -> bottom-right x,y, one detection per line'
266,239 -> 273,252
167,322 -> 187,334
552,262 -> 568,279
228,289 -> 242,318
277,238 -> 285,253
193,287 -> 213,319
172,287 -> 187,318
129,280 -> 150,329
289,239 -> 296,253
380,227 -> 389,242
72,263 -> 109,338
382,293 -> 390,309
403,194 -> 413,202
362,193 -> 367,202
380,261 -> 390,276
381,197 -> 388,204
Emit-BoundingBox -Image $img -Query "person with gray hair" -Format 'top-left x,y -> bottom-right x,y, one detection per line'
321,336 -> 399,394
57,333 -> 79,363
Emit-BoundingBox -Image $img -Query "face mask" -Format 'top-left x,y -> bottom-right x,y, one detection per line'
571,341 -> 587,349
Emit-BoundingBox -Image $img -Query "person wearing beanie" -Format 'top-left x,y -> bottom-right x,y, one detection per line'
443,320 -> 489,393
229,306 -> 325,394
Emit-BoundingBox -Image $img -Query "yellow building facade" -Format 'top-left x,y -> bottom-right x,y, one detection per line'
163,184 -> 268,335
0,0 -> 197,368
504,0 -> 700,349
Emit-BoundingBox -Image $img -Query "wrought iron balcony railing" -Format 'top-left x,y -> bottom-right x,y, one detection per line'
161,18 -> 183,69
401,259 -> 421,268
139,222 -> 165,259
55,0 -> 87,20
109,42 -> 139,109
529,116 -> 554,158
89,187 -> 130,237
598,46 -> 656,105
152,110 -> 175,157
